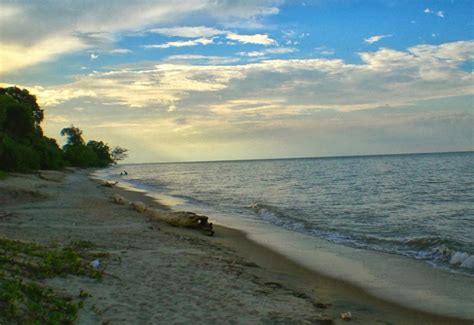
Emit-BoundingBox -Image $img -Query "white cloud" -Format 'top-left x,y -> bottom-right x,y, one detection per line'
364,34 -> 392,44
265,47 -> 297,54
315,46 -> 335,56
109,48 -> 132,54
90,53 -> 99,60
238,47 -> 296,57
424,8 -> 445,18
144,38 -> 214,49
6,40 -> 472,161
24,41 -> 473,114
226,33 -> 276,45
10,40 -> 470,162
238,51 -> 266,57
0,1 -> 283,74
149,27 -> 279,48
165,54 -> 240,64
0,4 -> 21,22
150,26 -> 225,38
0,36 -> 88,74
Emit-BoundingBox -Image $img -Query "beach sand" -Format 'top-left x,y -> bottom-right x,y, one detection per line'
0,170 -> 469,324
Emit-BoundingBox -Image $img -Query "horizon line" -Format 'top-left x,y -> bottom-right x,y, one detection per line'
121,149 -> 474,166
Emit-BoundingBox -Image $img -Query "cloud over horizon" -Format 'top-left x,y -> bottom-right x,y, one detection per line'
23,41 -> 472,111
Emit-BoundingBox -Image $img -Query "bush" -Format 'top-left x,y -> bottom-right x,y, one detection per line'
87,140 -> 113,167
62,144 -> 98,168
32,137 -> 64,170
0,90 -> 64,171
0,95 -> 35,138
0,135 -> 41,171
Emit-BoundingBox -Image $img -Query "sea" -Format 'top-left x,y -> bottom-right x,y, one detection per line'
95,151 -> 474,276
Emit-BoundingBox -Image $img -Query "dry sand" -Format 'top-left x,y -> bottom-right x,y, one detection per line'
0,170 -> 469,324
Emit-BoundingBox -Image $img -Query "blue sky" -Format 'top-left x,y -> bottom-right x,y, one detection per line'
1,0 -> 473,162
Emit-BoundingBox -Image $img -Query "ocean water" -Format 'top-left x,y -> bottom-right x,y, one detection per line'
96,152 -> 474,276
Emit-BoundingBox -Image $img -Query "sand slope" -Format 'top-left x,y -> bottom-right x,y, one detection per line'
1,171 -> 469,324
0,171 -> 333,324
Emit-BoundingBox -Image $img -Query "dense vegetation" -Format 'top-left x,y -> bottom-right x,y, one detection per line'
0,87 -> 127,171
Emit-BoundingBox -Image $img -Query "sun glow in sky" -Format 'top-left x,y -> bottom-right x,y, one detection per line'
1,0 -> 473,162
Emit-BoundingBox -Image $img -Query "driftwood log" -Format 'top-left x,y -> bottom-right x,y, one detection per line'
112,194 -> 214,236
112,194 -> 130,205
101,181 -> 118,187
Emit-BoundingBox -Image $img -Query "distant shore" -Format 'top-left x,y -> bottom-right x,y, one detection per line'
0,170 -> 469,324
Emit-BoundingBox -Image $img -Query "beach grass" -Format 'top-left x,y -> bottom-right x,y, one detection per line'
0,238 -> 106,324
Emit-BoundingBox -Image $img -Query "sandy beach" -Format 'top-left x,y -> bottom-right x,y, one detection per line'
0,170 -> 469,324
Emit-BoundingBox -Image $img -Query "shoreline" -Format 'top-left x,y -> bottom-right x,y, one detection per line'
0,170 -> 469,323
104,174 -> 470,324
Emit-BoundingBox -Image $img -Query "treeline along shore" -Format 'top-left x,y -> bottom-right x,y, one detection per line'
0,86 -> 127,172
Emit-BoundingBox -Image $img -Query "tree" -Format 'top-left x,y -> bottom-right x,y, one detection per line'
62,145 -> 98,168
0,89 -> 64,171
111,147 -> 128,163
60,126 -> 85,147
0,94 -> 35,138
60,126 -> 128,167
87,140 -> 113,167
0,86 -> 127,171
0,87 -> 43,126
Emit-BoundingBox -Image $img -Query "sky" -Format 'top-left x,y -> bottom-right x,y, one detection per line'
1,0 -> 473,163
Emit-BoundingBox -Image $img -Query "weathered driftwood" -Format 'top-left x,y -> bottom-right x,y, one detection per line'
112,194 -> 130,205
110,195 -> 214,236
145,208 -> 214,236
130,201 -> 147,213
38,170 -> 65,182
101,181 -> 118,187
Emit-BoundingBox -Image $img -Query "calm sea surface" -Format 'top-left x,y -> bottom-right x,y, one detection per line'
97,152 -> 474,275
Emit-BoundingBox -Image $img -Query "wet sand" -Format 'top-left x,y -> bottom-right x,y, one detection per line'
0,170 -> 469,324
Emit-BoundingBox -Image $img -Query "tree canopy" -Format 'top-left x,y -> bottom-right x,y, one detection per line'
0,87 -> 127,172
60,126 -> 85,147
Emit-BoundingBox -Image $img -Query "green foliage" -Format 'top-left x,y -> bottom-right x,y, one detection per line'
0,135 -> 41,171
87,140 -> 113,167
0,279 -> 79,324
61,126 -> 85,147
0,98 -> 6,129
111,146 -> 128,162
0,86 -> 43,126
62,144 -> 98,168
0,237 -> 107,324
0,86 -> 127,171
32,136 -> 64,170
0,94 -> 35,138
0,170 -> 7,180
0,134 -> 64,172
0,89 -> 65,172
61,125 -> 128,168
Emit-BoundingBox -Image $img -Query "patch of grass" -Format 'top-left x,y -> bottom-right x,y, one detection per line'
0,279 -> 79,324
0,237 -> 108,324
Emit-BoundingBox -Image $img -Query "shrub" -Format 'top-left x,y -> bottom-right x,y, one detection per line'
0,135 -> 40,171
62,144 -> 98,168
